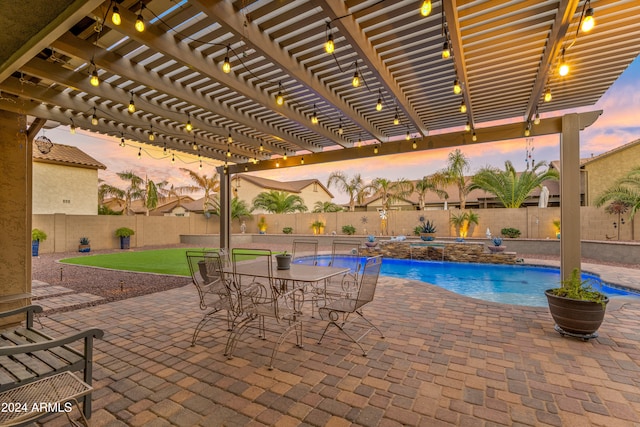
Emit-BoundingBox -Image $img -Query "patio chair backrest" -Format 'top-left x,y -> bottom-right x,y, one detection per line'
186,250 -> 227,310
231,248 -> 274,290
354,256 -> 383,310
292,239 -> 319,265
330,240 -> 362,275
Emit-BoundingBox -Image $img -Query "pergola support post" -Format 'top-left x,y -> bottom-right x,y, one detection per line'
560,113 -> 581,280
219,169 -> 231,252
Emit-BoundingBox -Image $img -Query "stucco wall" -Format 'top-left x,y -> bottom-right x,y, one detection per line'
32,162 -> 99,215
233,178 -> 332,214
583,142 -> 640,206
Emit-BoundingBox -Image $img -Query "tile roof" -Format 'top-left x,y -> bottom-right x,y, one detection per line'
237,175 -> 334,198
32,142 -> 106,170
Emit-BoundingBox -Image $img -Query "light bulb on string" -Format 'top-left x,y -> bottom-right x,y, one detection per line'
311,105 -> 318,124
185,114 -> 193,132
558,49 -> 569,77
222,47 -> 231,73
442,41 -> 451,59
581,7 -> 595,32
534,113 -> 541,125
420,0 -> 432,17
228,133 -> 232,144
460,100 -> 467,113
192,140 -> 198,151
373,145 -> 379,154
405,130 -> 410,141
301,157 -> 304,165
259,142 -> 264,152
135,3 -> 145,32
163,142 -> 167,153
544,87 -> 552,102
412,140 -> 417,150
524,123 -> 531,137
352,69 -> 360,88
149,126 -> 155,141
128,92 -> 136,113
393,110 -> 399,125
171,153 -> 175,164
90,63 -> 99,87
453,79 -> 461,94
325,31 -> 335,54
465,121 -> 471,132
120,134 -> 125,147
91,108 -> 98,126
111,6 -> 121,25
283,152 -> 288,161
226,146 -> 231,158
472,130 -> 477,142
376,91 -> 383,111
138,147 -> 141,158
338,119 -> 344,135
275,88 -> 284,105
199,160 -> 202,170
69,119 -> 76,134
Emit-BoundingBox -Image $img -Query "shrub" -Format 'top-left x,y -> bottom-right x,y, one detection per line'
282,227 -> 293,234
342,225 -> 356,235
501,227 -> 521,238
417,216 -> 436,233
31,228 -> 47,242
115,227 -> 135,237
79,237 -> 90,245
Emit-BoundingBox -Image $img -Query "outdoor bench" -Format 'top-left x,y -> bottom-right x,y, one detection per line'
0,305 -> 103,425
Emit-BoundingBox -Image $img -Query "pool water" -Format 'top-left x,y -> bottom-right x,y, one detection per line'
299,256 -> 640,307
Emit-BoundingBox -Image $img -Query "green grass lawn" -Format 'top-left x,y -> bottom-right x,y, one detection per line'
59,248 -> 268,276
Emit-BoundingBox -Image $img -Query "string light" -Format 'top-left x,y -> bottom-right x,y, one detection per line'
412,140 -> 417,150
301,157 -> 304,165
544,87 -> 552,102
581,5 -> 595,32
393,108 -> 399,125
149,126 -> 155,141
111,6 -> 121,25
226,146 -> 231,157
524,122 -> 531,137
244,165 -> 248,171
222,46 -> 231,73
276,160 -> 280,167
338,119 -> 344,135
120,134 -> 125,147
171,153 -> 175,164
163,142 -> 167,153
465,121 -> 471,132
128,92 -> 136,113
199,160 -> 202,170
558,48 -> 569,76
228,133 -> 233,144
135,3 -> 145,32
405,130 -> 410,140
311,104 -> 318,124
185,114 -> 193,132
275,83 -> 284,105
69,118 -> 76,134
453,79 -> 462,94
283,151 -> 288,160
534,113 -> 541,125
192,138 -> 198,150
259,142 -> 264,151
460,100 -> 467,113
91,107 -> 98,125
352,65 -> 360,88
442,41 -> 451,59
472,131 -> 477,142
89,61 -> 99,87
373,145 -> 379,154
325,24 -> 335,54
420,0 -> 432,17
376,90 -> 383,111
138,147 -> 141,158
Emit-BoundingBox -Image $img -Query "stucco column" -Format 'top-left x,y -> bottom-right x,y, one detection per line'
0,110 -> 32,308
560,113 -> 581,280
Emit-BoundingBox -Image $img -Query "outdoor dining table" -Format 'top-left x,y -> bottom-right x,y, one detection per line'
225,260 -> 350,289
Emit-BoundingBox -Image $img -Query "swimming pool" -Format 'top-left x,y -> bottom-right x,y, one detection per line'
298,256 -> 640,307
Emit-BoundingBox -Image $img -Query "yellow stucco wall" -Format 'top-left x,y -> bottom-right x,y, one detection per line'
233,178 -> 332,214
32,162 -> 99,215
583,142 -> 640,205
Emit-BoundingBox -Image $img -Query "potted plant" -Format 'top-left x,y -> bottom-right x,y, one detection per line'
552,219 -> 561,239
418,216 -> 436,241
31,228 -> 47,257
487,237 -> 505,253
364,234 -> 378,247
115,227 -> 135,249
342,225 -> 356,235
257,216 -> 267,234
275,251 -> 292,270
545,268 -> 609,340
282,226 -> 293,234
78,237 -> 91,253
311,220 -> 325,235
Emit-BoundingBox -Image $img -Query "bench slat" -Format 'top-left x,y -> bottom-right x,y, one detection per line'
2,330 -> 71,372
16,328 -> 83,365
0,355 -> 35,383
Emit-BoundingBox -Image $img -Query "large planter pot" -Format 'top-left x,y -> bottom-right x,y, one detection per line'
364,241 -> 378,248
420,233 -> 436,241
275,254 -> 292,270
487,245 -> 506,253
545,290 -> 609,340
120,236 -> 131,249
78,245 -> 91,253
32,240 -> 40,257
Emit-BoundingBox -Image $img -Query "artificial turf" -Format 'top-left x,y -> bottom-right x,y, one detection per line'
59,248 -> 266,276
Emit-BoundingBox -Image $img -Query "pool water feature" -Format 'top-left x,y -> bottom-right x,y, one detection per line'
299,256 -> 640,307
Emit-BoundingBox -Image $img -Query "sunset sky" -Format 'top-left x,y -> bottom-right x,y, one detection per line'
44,57 -> 640,204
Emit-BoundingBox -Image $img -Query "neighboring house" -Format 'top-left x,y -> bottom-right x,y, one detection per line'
579,138 -> 640,206
231,175 -> 334,213
109,196 -> 196,216
32,142 -> 106,215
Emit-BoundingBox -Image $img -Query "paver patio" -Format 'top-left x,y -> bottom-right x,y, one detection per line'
34,270 -> 640,426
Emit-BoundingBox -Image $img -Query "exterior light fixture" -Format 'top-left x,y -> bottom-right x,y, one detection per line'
185,114 -> 193,132
442,41 -> 451,59
111,6 -> 121,25
128,92 -> 136,113
222,47 -> 231,73
325,32 -> 335,54
91,108 -> 98,125
558,49 -> 569,76
581,5 -> 595,33
465,121 -> 471,132
534,113 -> 541,125
135,3 -> 145,32
453,79 -> 462,94
420,0 -> 432,17
544,87 -> 552,102
460,100 -> 467,113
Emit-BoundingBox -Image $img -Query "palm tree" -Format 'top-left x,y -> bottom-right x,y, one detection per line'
327,172 -> 371,212
115,171 -> 145,215
595,167 -> 640,240
440,149 -> 472,210
212,197 -> 253,223
469,160 -> 559,208
414,173 -> 448,210
312,201 -> 344,213
252,190 -> 308,213
180,168 -> 220,213
367,177 -> 414,211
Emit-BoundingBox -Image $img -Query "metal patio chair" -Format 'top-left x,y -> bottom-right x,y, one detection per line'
291,239 -> 319,265
317,255 -> 384,356
186,250 -> 235,346
225,248 -> 305,370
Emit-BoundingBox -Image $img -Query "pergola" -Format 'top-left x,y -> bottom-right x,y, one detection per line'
1,0 -> 640,301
